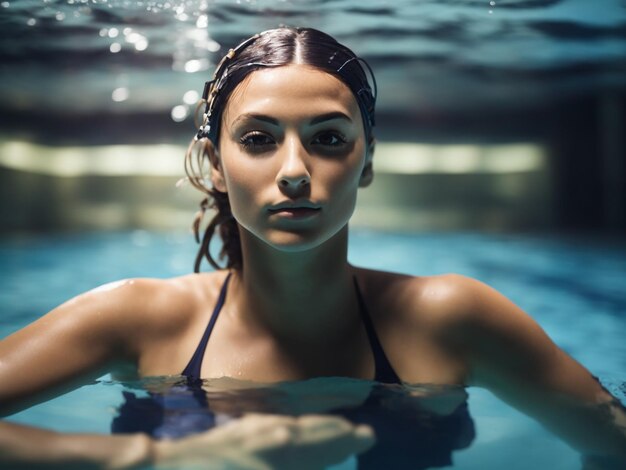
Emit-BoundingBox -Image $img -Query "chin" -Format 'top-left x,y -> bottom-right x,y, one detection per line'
242,223 -> 349,254
263,230 -> 335,253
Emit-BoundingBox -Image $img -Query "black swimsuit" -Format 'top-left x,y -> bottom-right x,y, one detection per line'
181,273 -> 402,384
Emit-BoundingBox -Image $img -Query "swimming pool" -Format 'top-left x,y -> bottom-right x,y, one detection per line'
2,229 -> 624,469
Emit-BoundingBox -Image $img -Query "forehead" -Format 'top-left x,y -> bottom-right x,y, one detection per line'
222,64 -> 362,125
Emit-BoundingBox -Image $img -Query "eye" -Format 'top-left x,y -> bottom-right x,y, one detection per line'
239,131 -> 275,152
312,131 -> 347,147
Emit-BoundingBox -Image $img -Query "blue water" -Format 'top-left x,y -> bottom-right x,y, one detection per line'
1,230 -> 625,468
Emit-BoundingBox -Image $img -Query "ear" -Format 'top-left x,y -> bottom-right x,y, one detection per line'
359,137 -> 376,188
206,140 -> 227,193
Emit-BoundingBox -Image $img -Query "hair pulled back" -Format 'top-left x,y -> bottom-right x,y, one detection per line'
184,27 -> 377,272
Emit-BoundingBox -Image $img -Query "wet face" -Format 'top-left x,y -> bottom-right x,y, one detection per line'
211,64 -> 373,252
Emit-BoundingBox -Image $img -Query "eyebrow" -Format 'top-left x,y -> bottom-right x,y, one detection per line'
232,112 -> 353,127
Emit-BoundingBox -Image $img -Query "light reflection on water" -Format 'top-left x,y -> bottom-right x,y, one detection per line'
1,0 -> 624,118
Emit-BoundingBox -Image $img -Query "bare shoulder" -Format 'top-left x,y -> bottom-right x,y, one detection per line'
76,270 -> 229,340
1,270 -> 229,360
352,269 -> 489,384
354,268 -> 558,384
354,268 -> 483,331
0,270 -> 229,413
368,271 -> 558,380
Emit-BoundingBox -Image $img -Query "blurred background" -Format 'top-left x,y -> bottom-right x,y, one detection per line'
1,0 -> 625,236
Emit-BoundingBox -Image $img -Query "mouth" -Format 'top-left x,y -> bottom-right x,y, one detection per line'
268,202 -> 322,219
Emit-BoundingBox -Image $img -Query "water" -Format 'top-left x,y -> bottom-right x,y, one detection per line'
1,0 -> 624,140
1,0 -> 625,466
2,230 -> 625,468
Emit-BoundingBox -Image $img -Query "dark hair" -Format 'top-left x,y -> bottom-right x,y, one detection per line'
184,27 -> 377,272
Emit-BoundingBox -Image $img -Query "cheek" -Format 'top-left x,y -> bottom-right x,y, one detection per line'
219,150 -> 273,219
322,148 -> 366,196
318,154 -> 365,222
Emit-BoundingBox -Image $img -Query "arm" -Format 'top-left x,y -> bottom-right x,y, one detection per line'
0,415 -> 373,469
0,280 -> 374,468
451,276 -> 626,465
0,279 -> 151,467
0,279 -> 153,415
0,420 -> 152,469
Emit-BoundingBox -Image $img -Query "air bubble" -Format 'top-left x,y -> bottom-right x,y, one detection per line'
183,90 -> 199,105
26,18 -> 37,26
171,105 -> 189,122
207,40 -> 220,52
134,39 -> 148,51
108,27 -> 119,38
1,2 -> 9,8
196,14 -> 208,28
110,42 -> 121,53
126,32 -> 142,43
112,87 -> 129,102
184,59 -> 208,73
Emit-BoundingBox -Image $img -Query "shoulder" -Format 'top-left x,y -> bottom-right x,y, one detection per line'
356,268 -> 554,369
53,271 -> 230,351
354,268 -> 479,332
358,268 -> 534,329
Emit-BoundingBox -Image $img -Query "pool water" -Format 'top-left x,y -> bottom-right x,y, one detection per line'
1,229 -> 625,469
2,0 -> 625,135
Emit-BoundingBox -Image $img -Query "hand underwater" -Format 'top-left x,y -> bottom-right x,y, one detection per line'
153,413 -> 375,470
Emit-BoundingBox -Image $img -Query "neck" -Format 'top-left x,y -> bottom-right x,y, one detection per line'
233,226 -> 358,341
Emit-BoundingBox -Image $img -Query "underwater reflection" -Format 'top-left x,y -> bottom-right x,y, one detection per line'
112,376 -> 475,469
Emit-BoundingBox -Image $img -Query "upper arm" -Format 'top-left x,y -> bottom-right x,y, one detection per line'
450,275 -> 626,458
0,278 -> 169,415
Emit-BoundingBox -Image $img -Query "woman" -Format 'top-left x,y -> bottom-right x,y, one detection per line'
1,27 -> 625,469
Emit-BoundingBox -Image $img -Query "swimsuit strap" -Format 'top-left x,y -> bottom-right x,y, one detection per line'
353,276 -> 402,384
182,272 -> 401,384
181,272 -> 232,379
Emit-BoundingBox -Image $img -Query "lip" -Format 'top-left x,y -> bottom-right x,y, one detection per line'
268,201 -> 322,219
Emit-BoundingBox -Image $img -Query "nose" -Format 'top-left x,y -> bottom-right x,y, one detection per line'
275,137 -> 311,194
